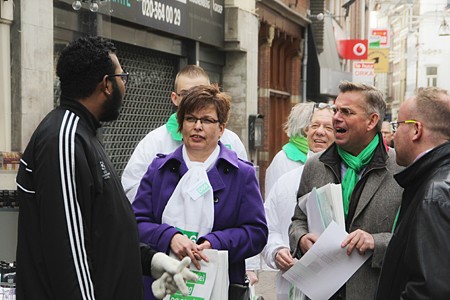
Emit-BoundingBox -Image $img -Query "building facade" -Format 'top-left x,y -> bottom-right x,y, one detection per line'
370,0 -> 450,120
0,0 -> 259,261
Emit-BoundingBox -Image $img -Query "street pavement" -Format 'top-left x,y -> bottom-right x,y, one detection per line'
252,270 -> 277,300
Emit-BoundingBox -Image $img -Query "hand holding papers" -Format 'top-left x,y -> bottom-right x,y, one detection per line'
286,184 -> 371,299
283,222 -> 371,300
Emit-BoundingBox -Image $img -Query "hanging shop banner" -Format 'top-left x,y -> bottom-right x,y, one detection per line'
366,48 -> 390,73
337,39 -> 368,60
369,29 -> 389,48
60,0 -> 224,48
352,62 -> 374,85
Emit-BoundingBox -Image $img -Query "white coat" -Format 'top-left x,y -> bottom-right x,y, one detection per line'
261,166 -> 304,300
265,150 -> 304,199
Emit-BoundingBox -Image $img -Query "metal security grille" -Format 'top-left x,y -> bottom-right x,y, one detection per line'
101,42 -> 178,175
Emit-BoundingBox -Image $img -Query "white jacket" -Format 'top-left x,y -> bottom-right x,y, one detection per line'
121,124 -> 248,203
261,166 -> 304,299
265,150 -> 304,199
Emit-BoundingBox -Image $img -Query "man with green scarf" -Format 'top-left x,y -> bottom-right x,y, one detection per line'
122,65 -> 247,204
289,81 -> 403,300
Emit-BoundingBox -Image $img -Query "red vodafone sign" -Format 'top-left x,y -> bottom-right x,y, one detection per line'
337,39 -> 368,60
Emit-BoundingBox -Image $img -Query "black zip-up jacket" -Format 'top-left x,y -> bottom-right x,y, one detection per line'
16,99 -> 154,299
376,141 -> 450,299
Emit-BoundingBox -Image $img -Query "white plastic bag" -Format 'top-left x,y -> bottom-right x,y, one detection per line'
164,250 -> 229,300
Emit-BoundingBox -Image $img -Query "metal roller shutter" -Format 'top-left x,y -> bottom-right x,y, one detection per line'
103,42 -> 178,175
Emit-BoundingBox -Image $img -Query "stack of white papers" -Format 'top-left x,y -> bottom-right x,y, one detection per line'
305,184 -> 345,235
283,222 -> 370,300
286,184 -> 371,299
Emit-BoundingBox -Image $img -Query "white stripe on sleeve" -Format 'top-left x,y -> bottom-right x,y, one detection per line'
59,110 -> 95,300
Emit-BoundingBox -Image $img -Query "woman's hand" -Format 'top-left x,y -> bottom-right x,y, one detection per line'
170,234 -> 209,269
197,240 -> 212,251
246,270 -> 259,285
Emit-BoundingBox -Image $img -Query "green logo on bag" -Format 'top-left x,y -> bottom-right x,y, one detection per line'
186,282 -> 195,295
170,283 -> 195,297
190,270 -> 206,284
170,279 -> 205,299
196,182 -> 210,196
176,228 -> 199,243
169,295 -> 204,300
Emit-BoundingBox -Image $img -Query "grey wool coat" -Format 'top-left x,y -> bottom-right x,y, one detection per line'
289,136 -> 403,300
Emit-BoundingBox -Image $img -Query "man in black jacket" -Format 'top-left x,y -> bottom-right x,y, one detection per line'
15,36 -> 196,300
376,87 -> 450,299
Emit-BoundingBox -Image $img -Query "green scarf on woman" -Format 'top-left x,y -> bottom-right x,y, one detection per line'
166,113 -> 182,141
282,135 -> 309,164
337,134 -> 379,218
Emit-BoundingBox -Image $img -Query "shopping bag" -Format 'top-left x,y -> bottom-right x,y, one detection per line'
210,250 -> 229,300
164,249 -> 228,300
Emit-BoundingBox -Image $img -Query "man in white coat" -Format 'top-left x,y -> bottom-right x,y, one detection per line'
122,65 -> 247,203
261,104 -> 335,299
265,103 -> 331,198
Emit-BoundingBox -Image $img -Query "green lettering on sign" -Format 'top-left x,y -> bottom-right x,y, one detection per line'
176,227 -> 199,243
190,270 -> 207,285
111,0 -> 131,8
169,295 -> 204,300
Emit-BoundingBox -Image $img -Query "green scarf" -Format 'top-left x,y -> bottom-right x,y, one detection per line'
166,113 -> 182,141
337,134 -> 379,218
282,136 -> 308,164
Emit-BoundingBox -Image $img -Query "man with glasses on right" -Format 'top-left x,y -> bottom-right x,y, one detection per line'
289,81 -> 403,300
376,87 -> 450,299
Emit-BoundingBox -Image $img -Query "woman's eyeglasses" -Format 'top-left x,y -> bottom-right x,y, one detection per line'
107,72 -> 130,85
184,116 -> 220,125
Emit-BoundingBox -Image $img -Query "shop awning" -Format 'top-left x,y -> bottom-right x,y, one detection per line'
307,16 -> 351,100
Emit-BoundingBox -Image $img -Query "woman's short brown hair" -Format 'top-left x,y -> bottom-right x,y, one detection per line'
176,84 -> 231,132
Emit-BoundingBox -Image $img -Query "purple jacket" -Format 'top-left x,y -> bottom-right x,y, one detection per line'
133,142 -> 268,299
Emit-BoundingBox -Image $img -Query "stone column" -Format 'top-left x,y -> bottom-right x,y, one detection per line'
11,0 -> 54,150
223,1 -> 258,157
0,1 -> 13,151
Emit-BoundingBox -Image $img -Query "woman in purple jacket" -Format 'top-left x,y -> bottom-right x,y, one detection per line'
132,84 -> 268,300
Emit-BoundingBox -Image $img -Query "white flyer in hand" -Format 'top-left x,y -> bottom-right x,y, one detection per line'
282,221 -> 371,300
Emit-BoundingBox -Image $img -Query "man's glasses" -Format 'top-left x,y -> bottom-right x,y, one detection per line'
312,103 -> 333,115
312,103 -> 367,118
107,72 -> 129,85
184,116 -> 220,125
330,105 -> 361,117
389,120 -> 417,132
314,103 -> 333,109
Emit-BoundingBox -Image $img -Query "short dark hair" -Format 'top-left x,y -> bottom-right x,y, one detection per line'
176,84 -> 230,132
338,80 -> 386,130
56,36 -> 117,100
